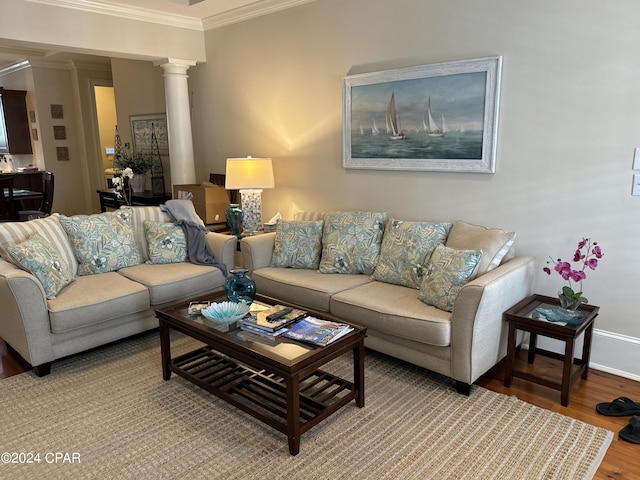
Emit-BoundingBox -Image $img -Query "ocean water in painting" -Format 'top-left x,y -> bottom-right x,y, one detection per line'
349,71 -> 487,160
351,129 -> 482,159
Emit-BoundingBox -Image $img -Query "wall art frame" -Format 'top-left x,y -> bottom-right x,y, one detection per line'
130,113 -> 169,155
342,56 -> 502,173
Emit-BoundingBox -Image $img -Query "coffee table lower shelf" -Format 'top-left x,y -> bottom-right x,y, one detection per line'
170,346 -> 358,454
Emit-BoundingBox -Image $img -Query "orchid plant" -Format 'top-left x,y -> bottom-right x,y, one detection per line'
111,167 -> 134,205
543,237 -> 604,305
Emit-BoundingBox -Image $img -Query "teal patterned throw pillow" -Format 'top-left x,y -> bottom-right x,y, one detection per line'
8,232 -> 74,299
144,221 -> 187,264
60,208 -> 142,276
418,243 -> 482,312
373,219 -> 452,289
319,211 -> 386,275
270,220 -> 324,269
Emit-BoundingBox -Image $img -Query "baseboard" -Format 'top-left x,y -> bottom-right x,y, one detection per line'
525,329 -> 640,383
589,329 -> 640,382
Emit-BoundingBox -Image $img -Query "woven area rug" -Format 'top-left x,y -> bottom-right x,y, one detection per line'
1,332 -> 612,479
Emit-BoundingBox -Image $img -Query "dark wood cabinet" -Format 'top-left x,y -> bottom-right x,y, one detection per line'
0,89 -> 32,155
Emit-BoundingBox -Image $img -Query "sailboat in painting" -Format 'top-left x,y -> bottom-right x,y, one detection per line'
386,93 -> 405,140
372,118 -> 380,135
423,96 -> 447,137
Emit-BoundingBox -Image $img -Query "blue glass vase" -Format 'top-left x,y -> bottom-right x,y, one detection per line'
225,268 -> 256,304
225,203 -> 244,239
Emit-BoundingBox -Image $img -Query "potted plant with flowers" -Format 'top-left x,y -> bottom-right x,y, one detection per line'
543,237 -> 604,310
114,148 -> 151,193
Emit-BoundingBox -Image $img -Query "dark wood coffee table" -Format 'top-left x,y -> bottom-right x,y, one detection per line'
155,291 -> 367,455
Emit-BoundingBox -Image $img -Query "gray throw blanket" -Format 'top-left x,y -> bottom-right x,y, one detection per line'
161,199 -> 228,276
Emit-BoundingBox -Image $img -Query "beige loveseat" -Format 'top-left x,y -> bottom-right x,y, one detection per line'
0,206 -> 236,375
241,212 -> 535,394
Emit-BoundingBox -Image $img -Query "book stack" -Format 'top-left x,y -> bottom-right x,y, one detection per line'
282,317 -> 353,347
240,304 -> 307,340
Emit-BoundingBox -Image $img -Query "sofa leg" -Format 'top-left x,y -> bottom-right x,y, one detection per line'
455,381 -> 471,396
34,363 -> 52,377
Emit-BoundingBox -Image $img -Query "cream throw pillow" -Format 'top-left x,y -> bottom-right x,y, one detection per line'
445,220 -> 515,275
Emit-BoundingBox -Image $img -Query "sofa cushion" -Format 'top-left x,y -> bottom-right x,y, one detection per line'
330,281 -> 452,347
129,206 -> 172,262
445,220 -> 515,275
60,208 -> 142,276
373,219 -> 452,289
47,271 -> 150,333
251,267 -> 373,312
418,244 -> 482,312
7,232 -> 74,299
0,213 -> 78,275
270,220 -> 324,269
117,262 -> 226,305
319,211 -> 386,275
144,221 -> 187,264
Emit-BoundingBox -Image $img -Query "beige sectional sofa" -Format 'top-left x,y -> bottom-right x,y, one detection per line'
241,212 -> 536,394
0,206 -> 236,375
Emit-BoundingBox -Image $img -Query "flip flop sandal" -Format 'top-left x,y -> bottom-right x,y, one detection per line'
595,397 -> 640,416
619,415 -> 640,444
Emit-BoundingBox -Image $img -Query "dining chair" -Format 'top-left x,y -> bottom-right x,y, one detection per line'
19,171 -> 54,220
0,178 -> 18,221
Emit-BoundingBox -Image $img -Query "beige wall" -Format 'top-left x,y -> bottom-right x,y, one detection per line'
111,58 -> 170,192
190,0 -> 640,347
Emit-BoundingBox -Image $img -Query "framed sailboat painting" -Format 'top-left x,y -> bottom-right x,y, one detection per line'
342,56 -> 502,173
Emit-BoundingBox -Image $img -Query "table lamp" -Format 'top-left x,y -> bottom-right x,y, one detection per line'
225,156 -> 275,235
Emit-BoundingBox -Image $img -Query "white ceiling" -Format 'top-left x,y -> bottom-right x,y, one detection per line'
0,0 -> 314,69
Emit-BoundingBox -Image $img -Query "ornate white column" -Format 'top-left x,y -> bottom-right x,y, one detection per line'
153,58 -> 198,186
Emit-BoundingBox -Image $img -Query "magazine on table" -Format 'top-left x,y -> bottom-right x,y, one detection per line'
240,321 -> 289,339
282,316 -> 353,347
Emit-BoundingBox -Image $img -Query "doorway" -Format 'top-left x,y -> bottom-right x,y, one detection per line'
93,85 -> 117,188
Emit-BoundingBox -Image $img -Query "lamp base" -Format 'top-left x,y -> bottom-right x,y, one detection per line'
239,189 -> 263,236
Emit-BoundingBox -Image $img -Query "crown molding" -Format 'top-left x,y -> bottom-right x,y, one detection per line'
25,0 -> 204,31
0,60 -> 31,77
203,0 -> 316,30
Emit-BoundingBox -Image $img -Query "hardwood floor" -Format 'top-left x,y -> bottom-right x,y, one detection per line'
1,338 -> 638,478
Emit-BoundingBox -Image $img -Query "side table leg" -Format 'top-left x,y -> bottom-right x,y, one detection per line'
528,333 -> 538,364
504,322 -> 517,388
354,339 -> 365,408
159,320 -> 172,381
561,337 -> 575,407
581,323 -> 594,380
286,374 -> 301,456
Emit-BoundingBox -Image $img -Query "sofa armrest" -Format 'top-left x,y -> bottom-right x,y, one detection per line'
240,232 -> 276,272
0,259 -> 54,367
205,232 -> 237,271
450,256 -> 536,384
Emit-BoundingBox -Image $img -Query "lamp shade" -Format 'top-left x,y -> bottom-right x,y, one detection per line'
225,157 -> 275,190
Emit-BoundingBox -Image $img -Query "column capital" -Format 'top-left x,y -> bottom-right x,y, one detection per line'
153,58 -> 198,75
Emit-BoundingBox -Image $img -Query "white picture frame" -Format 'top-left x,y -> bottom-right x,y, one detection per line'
343,56 -> 502,173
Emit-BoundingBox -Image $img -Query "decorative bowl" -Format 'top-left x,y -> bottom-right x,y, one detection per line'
201,301 -> 250,325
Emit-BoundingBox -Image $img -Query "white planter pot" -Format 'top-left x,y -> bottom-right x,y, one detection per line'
129,174 -> 146,193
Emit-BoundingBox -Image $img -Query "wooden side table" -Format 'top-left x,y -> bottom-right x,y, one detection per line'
97,189 -> 172,212
503,294 -> 599,406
